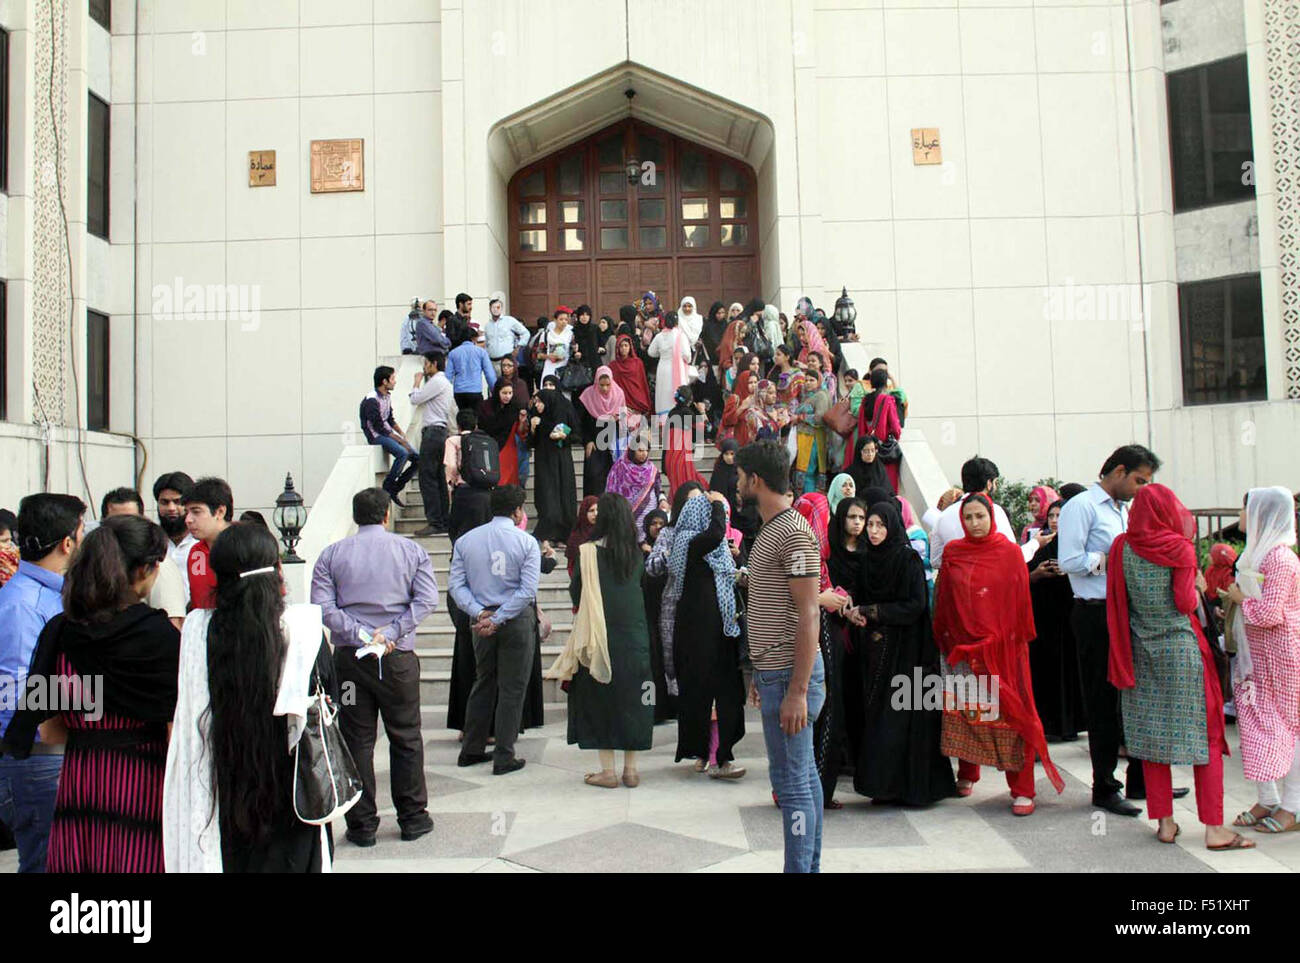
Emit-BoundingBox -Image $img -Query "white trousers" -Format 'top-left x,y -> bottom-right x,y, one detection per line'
1256,739 -> 1300,812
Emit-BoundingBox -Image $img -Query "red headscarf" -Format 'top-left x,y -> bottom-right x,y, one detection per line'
608,334 -> 652,414
566,495 -> 601,575
933,493 -> 1063,793
794,492 -> 832,590
1203,542 -> 1238,597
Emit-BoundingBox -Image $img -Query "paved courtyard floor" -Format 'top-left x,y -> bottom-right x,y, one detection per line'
5,709 -> 1296,874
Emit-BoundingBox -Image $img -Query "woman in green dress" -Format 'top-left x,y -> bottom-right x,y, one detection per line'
548,492 -> 654,788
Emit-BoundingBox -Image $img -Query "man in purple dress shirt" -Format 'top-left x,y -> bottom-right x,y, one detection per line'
310,488 -> 439,847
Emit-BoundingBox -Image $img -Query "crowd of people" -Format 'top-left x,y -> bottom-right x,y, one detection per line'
0,287 -> 1297,875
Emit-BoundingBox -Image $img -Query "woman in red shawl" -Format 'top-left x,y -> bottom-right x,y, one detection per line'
608,334 -> 652,417
933,493 -> 1064,815
1019,485 -> 1060,544
1105,484 -> 1252,851
663,385 -> 709,501
719,371 -> 758,448
1203,542 -> 1238,598
566,496 -> 601,577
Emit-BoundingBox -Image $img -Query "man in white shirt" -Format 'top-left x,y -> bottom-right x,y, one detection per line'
483,295 -> 530,377
924,457 -> 1046,570
104,486 -> 186,628
410,351 -> 454,537
153,472 -> 198,608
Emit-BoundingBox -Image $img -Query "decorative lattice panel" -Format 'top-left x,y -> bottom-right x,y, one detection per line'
29,0 -> 71,425
1266,0 -> 1300,398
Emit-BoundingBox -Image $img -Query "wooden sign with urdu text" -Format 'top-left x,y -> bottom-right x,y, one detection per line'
248,150 -> 276,186
310,139 -> 364,193
911,128 -> 941,165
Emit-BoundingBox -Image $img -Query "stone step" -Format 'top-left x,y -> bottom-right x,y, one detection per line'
420,702 -> 568,729
415,619 -> 574,639
415,642 -> 565,669
421,672 -> 567,705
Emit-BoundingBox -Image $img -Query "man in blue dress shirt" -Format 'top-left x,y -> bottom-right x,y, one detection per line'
0,493 -> 86,872
448,485 -> 540,775
1057,444 -> 1163,816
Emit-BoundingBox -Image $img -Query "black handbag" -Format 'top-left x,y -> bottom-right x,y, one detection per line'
293,670 -> 363,825
557,363 -> 593,391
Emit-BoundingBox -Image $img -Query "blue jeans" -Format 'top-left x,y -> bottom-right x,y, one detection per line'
0,755 -> 63,873
756,655 -> 826,873
516,434 -> 530,488
375,434 -> 417,491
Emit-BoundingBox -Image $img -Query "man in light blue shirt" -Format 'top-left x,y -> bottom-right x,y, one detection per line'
1056,444 -> 1162,816
483,296 -> 530,375
0,493 -> 85,872
444,328 -> 497,411
448,485 -> 539,774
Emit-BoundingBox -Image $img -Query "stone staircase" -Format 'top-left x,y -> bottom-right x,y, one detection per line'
380,441 -> 719,721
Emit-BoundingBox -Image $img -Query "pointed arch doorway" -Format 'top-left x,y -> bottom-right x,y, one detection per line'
507,119 -> 761,323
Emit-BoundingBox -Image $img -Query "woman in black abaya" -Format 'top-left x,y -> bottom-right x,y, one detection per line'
848,501 -> 956,805
1026,500 -> 1085,741
528,376 -> 578,550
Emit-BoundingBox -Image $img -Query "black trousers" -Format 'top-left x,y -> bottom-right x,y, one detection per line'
1072,601 -> 1145,799
463,607 -> 537,763
333,647 -> 429,835
454,391 -> 483,412
418,425 -> 449,528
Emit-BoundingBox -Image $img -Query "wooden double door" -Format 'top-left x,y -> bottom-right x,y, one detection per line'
511,256 -> 759,324
506,118 -> 761,324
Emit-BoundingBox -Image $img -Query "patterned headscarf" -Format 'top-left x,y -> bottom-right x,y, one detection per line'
797,319 -> 834,372
667,496 -> 740,638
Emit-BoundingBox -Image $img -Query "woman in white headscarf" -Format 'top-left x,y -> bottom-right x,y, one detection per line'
1224,486 -> 1300,833
761,304 -> 784,358
677,296 -> 703,346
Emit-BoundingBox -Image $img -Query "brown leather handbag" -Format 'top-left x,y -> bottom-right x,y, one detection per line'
823,397 -> 856,438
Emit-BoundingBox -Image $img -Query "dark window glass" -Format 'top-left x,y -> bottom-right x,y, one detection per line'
87,93 -> 110,239
636,132 -> 663,166
681,149 -> 707,192
559,154 -> 582,195
638,226 -> 666,250
638,198 -> 665,222
518,168 -> 545,196
90,0 -> 111,30
597,133 -> 622,167
87,310 -> 110,430
600,199 -> 627,222
1178,274 -> 1266,404
1167,56 -> 1255,211
600,227 -> 628,250
599,171 -> 625,195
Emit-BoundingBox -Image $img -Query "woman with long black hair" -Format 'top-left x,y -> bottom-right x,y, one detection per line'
164,523 -> 338,872
550,493 -> 655,787
5,515 -> 179,873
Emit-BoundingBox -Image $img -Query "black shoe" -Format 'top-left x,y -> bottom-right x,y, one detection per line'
1094,793 -> 1142,817
388,490 -> 407,508
1171,787 -> 1190,799
412,526 -> 441,537
457,752 -> 493,767
345,829 -> 377,848
493,757 -> 526,776
400,820 -> 434,842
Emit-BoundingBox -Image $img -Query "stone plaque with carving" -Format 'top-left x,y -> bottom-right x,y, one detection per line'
911,128 -> 941,166
248,149 -> 276,187
310,138 -> 364,193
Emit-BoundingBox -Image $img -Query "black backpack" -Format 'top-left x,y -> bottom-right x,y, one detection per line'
461,431 -> 500,489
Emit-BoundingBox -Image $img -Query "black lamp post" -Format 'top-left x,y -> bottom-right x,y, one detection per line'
833,286 -> 857,336
273,472 -> 307,563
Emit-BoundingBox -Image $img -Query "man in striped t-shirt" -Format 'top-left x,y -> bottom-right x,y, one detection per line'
736,440 -> 826,873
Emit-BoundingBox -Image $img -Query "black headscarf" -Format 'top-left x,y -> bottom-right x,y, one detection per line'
2,604 -> 180,756
572,308 -> 601,371
477,379 -> 523,449
828,497 -> 868,593
617,303 -> 638,339
643,508 -> 669,547
710,439 -> 740,508
702,301 -> 729,356
859,501 -> 919,603
847,436 -> 890,493
532,384 -> 576,439
859,486 -> 892,508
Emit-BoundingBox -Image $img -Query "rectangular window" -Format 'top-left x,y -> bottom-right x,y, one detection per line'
1178,273 -> 1267,405
1,28 -> 8,193
1167,55 -> 1255,212
88,93 -> 110,239
90,0 -> 111,30
87,310 -> 110,430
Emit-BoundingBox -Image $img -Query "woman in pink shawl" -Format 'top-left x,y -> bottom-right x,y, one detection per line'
795,319 -> 834,378
1020,485 -> 1061,544
578,366 -> 628,497
604,434 -> 666,541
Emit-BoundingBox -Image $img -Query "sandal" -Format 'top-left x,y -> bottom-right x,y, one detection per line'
584,771 -> 619,789
1207,832 -> 1257,852
1233,805 -> 1278,827
1157,823 -> 1181,844
956,779 -> 974,798
1254,813 -> 1300,834
621,770 -> 640,788
693,759 -> 709,774
826,799 -> 843,811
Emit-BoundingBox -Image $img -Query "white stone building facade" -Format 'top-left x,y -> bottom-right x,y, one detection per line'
0,0 -> 1297,521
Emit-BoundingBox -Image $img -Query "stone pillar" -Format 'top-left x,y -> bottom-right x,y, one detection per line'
1264,0 -> 1300,398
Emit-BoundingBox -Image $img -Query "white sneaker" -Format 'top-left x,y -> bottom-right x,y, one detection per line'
709,762 -> 746,780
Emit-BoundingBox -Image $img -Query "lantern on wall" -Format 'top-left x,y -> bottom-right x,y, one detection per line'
273,473 -> 307,563
834,286 -> 857,332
